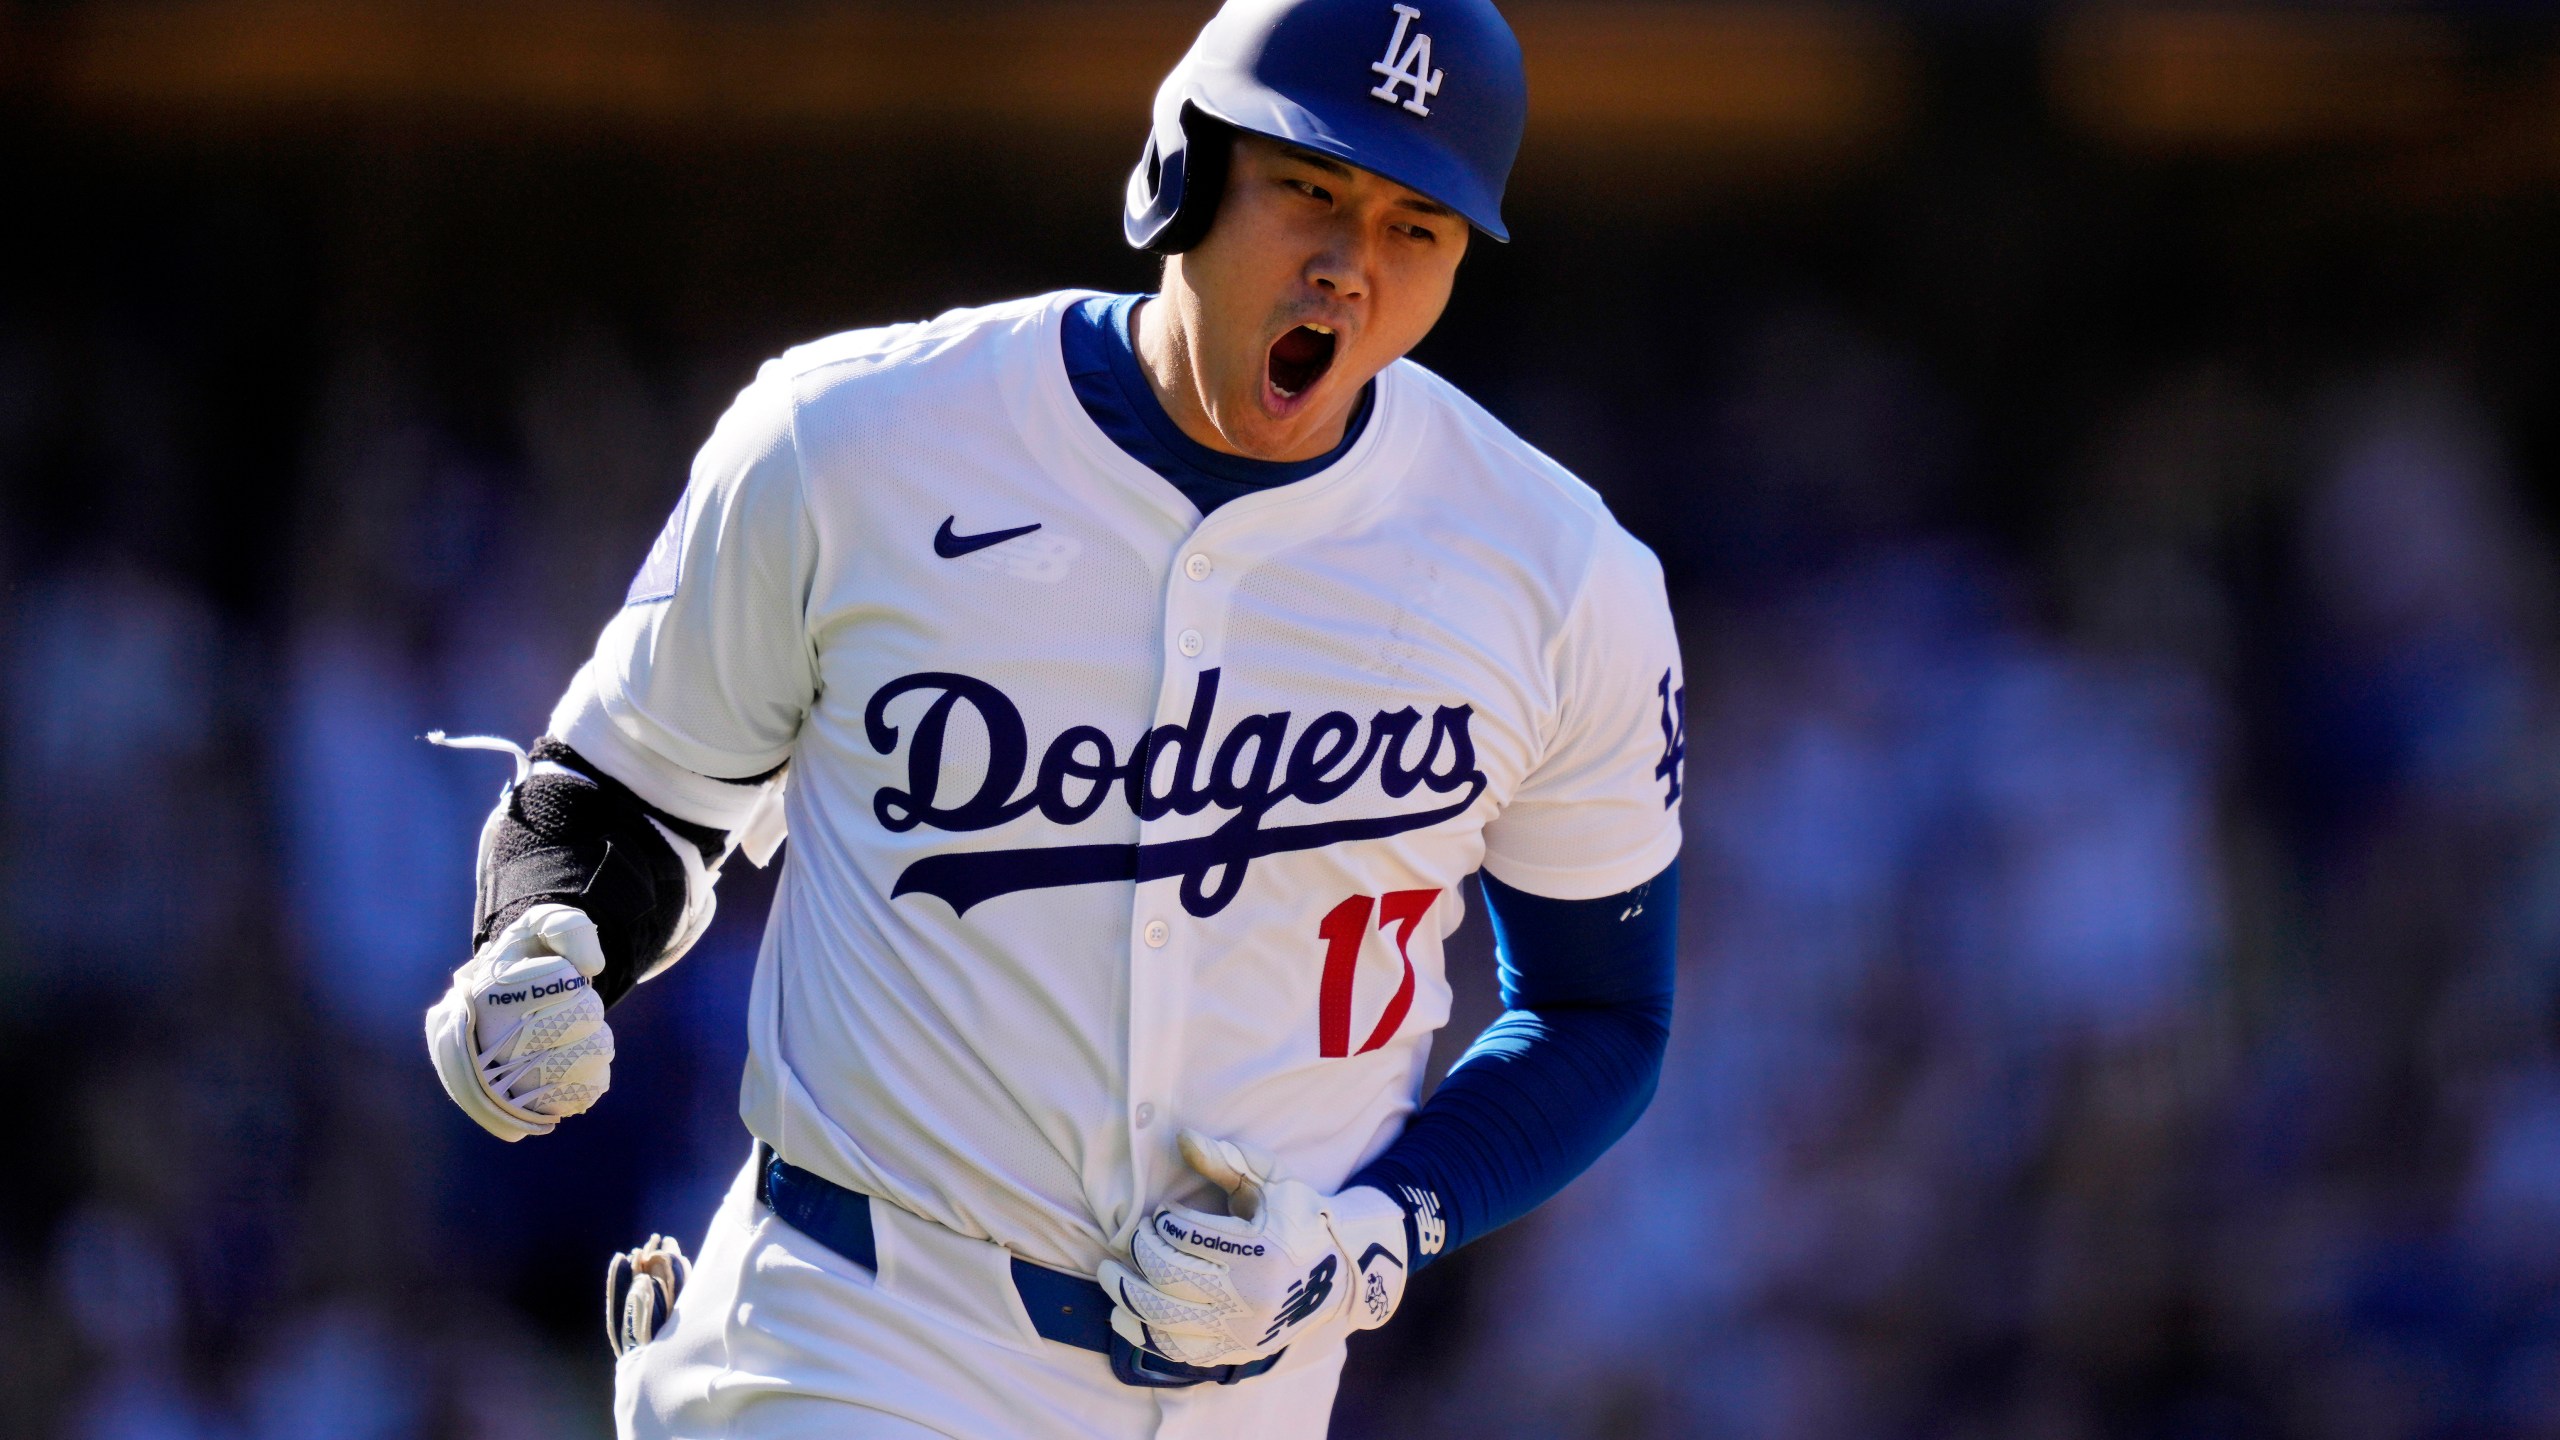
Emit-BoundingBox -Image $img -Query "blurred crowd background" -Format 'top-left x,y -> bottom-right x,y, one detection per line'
10,2 -> 2560,1437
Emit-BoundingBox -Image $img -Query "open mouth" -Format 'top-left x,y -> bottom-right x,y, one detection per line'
1266,323 -> 1338,401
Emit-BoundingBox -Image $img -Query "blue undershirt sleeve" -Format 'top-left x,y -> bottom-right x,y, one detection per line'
1346,860 -> 1678,1272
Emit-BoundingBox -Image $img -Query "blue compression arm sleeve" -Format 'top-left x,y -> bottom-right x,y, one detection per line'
1346,860 -> 1677,1272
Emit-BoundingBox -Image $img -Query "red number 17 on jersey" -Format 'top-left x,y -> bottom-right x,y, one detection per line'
1316,890 -> 1439,1058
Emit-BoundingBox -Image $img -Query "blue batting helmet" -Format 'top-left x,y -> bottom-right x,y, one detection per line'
1124,0 -> 1528,254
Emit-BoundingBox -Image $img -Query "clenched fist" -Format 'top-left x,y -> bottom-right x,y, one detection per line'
1100,1131 -> 1411,1368
426,904 -> 615,1140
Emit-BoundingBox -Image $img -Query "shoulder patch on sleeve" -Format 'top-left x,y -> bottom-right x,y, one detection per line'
623,488 -> 688,606
1654,667 -> 1686,809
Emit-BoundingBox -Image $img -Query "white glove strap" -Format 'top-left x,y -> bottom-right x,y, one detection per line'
1324,1186 -> 1412,1331
426,957 -> 553,1142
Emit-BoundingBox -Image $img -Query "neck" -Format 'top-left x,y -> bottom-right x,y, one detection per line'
1132,289 -> 1351,464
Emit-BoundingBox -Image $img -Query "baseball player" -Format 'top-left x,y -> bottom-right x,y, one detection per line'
424,0 -> 1684,1434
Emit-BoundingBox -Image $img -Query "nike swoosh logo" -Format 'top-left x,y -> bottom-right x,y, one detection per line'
935,516 -> 1042,558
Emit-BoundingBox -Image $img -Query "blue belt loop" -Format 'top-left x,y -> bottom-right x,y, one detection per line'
751,1144 -> 1282,1388
757,1144 -> 875,1270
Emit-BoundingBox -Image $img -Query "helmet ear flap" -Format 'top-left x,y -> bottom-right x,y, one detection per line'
1141,111 -> 1234,256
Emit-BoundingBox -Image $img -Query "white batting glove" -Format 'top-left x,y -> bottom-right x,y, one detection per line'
424,904 -> 615,1141
1099,1130 -> 1411,1368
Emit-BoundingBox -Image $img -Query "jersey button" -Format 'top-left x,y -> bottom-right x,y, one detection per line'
1184,554 -> 1213,581
1176,629 -> 1204,658
1143,919 -> 1170,948
1135,1103 -> 1157,1128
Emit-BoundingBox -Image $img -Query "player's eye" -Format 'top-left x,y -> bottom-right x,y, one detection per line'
1396,221 -> 1438,243
1288,179 -> 1333,203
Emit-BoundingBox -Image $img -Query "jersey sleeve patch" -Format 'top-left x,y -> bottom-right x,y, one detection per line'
1654,666 -> 1686,809
623,489 -> 690,606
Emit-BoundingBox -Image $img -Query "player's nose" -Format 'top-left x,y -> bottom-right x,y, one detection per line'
1305,229 -> 1372,302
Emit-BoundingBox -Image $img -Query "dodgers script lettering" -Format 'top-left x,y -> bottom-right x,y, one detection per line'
863,668 -> 1486,917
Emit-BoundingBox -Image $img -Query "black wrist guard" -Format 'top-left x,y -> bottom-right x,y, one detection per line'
474,739 -> 728,1008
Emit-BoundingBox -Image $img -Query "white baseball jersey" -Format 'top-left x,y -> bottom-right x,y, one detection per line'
552,290 -> 1683,1278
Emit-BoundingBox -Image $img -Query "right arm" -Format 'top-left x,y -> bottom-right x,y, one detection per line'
425,363 -> 819,1140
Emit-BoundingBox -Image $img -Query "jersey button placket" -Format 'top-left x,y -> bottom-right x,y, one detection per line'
1128,908 -> 1178,1161
1131,538 -> 1237,1190
1165,543 -> 1220,669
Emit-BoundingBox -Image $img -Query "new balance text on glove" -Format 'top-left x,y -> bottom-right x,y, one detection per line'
1100,1130 -> 1412,1367
426,904 -> 614,1141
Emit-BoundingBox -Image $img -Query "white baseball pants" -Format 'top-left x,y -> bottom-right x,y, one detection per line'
614,1157 -> 1349,1439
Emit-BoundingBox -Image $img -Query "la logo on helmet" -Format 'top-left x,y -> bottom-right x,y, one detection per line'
1368,4 -> 1445,116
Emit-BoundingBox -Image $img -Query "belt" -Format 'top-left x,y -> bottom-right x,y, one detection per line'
753,1145 -> 1283,1389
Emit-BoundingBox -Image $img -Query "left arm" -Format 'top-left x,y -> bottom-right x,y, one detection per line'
1107,523 -> 1687,1365
1103,864 -> 1678,1368
1346,861 -> 1677,1270
1342,522 -> 1688,1270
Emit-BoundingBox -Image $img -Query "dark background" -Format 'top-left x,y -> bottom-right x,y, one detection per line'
10,2 -> 2560,1436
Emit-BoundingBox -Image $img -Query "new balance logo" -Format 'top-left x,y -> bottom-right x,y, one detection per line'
1400,1186 -> 1445,1256
1158,1214 -> 1266,1257
1368,4 -> 1443,117
1261,1255 -> 1337,1344
487,974 -> 589,1005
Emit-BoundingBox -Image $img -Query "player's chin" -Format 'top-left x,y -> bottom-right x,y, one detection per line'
1237,384 -> 1353,460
